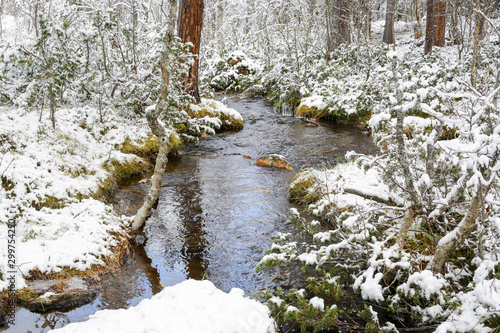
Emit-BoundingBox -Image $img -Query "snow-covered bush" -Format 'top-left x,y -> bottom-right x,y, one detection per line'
202,50 -> 262,93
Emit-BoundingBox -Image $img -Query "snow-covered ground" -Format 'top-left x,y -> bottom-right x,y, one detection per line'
52,280 -> 275,333
0,106 -> 150,290
0,100 -> 242,291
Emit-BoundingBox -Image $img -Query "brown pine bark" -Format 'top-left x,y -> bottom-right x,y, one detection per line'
383,0 -> 398,44
424,0 -> 434,54
434,0 -> 446,46
178,0 -> 204,103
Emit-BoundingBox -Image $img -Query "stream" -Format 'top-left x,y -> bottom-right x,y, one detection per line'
3,96 -> 378,332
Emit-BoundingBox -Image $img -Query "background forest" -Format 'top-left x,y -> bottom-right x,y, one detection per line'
1,0 -> 500,332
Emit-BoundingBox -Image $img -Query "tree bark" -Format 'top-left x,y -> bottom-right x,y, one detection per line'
177,0 -> 204,103
414,0 -> 422,39
471,0 -> 482,88
395,105 -> 423,248
433,0 -> 446,46
383,0 -> 398,44
132,0 -> 177,231
431,195 -> 482,273
424,0 -> 434,54
328,0 -> 351,49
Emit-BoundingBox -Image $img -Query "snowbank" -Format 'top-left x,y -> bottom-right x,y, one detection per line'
0,100 -> 243,290
52,279 -> 275,333
0,106 -> 144,287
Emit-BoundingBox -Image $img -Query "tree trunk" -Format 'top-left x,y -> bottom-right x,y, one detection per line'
431,195 -> 482,273
328,0 -> 351,49
471,0 -> 482,88
49,84 -> 56,129
132,0 -> 177,231
414,0 -> 422,39
434,0 -> 446,46
383,0 -> 398,44
424,0 -> 434,54
177,0 -> 204,103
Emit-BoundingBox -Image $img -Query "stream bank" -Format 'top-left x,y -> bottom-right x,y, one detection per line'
1,96 -> 377,332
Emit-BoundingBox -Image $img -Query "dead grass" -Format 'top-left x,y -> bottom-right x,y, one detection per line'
25,228 -> 132,283
296,105 -> 329,119
288,171 -> 321,204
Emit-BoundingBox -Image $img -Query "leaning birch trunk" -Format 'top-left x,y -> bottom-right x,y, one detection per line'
431,195 -> 482,274
131,110 -> 170,231
131,0 -> 177,231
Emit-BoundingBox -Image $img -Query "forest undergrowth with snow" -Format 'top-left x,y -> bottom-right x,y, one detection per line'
0,0 -> 500,332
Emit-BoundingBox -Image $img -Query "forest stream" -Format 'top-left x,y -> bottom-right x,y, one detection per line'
4,96 -> 378,332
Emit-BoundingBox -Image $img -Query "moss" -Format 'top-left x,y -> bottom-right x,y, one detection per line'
168,133 -> 182,154
121,134 -> 182,161
189,102 -> 244,130
110,159 -> 147,179
15,288 -> 41,304
1,176 -> 14,191
121,136 -> 158,160
329,108 -> 373,127
92,177 -> 115,200
288,172 -> 321,205
296,105 -> 329,119
33,196 -> 66,210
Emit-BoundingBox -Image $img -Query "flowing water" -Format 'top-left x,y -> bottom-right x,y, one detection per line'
2,97 -> 378,332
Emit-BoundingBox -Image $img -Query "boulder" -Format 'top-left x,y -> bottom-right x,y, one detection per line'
254,154 -> 293,170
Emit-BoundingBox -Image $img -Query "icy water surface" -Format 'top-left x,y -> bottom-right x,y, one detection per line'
2,97 -> 377,332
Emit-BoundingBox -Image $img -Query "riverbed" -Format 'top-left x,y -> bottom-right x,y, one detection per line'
3,97 -> 377,332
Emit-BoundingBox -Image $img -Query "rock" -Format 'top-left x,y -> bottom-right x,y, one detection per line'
135,233 -> 146,246
254,154 -> 293,170
23,289 -> 97,313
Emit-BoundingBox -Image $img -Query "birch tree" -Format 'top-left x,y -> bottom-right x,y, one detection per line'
132,0 -> 178,231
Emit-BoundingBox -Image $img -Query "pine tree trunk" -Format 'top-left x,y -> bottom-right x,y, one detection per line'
434,0 -> 446,46
177,0 -> 204,103
383,0 -> 398,44
424,0 -> 434,54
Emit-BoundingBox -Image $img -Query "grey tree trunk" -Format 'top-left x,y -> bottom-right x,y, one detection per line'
394,97 -> 423,248
471,0 -> 482,88
132,0 -> 177,231
431,195 -> 482,273
424,0 -> 434,54
383,0 -> 398,44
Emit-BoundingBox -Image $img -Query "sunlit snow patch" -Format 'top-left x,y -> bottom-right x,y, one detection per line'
52,279 -> 276,333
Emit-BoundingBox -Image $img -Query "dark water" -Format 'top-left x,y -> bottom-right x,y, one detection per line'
2,97 -> 377,332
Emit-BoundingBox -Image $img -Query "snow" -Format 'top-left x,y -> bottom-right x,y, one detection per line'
0,106 -> 141,288
353,267 -> 384,302
52,280 -> 275,333
199,98 -> 244,121
309,297 -> 325,311
291,161 -> 402,215
0,99 -> 243,291
298,95 -> 328,111
398,270 -> 446,300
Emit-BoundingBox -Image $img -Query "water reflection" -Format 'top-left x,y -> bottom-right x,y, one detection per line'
2,97 -> 378,332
